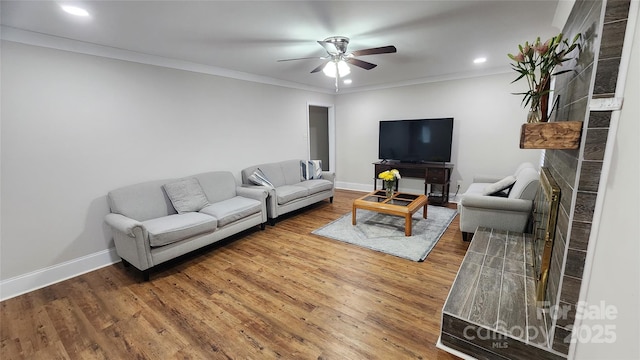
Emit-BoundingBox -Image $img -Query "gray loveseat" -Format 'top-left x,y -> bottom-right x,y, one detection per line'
458,162 -> 539,241
241,159 -> 335,224
105,171 -> 267,280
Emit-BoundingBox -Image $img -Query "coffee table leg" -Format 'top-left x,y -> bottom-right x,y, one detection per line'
405,215 -> 412,236
352,206 -> 357,225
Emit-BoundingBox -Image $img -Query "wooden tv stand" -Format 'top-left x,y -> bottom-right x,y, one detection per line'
373,161 -> 454,205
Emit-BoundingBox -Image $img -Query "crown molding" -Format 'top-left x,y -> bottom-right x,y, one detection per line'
0,26 -> 335,95
2,26 -> 511,96
338,66 -> 512,94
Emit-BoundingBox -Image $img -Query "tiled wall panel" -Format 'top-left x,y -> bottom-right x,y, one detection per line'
542,0 -> 630,354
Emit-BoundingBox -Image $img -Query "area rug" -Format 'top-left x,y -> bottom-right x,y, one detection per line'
312,206 -> 457,261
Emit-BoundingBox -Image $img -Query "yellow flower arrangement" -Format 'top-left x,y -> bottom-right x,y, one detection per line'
378,169 -> 401,182
379,169 -> 401,197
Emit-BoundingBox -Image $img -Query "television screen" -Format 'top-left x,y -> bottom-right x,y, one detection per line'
378,118 -> 453,163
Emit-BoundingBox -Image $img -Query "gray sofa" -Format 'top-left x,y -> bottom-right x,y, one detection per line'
105,171 -> 267,280
458,162 -> 539,241
241,159 -> 335,224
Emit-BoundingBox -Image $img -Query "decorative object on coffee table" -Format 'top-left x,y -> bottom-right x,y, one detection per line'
378,169 -> 401,198
508,33 -> 581,123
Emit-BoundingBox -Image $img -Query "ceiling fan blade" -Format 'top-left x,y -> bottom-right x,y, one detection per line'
346,58 -> 377,70
277,56 -> 326,62
317,40 -> 340,55
350,45 -> 397,57
310,60 -> 331,73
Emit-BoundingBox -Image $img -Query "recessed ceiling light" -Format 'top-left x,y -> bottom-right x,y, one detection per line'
473,57 -> 487,64
61,5 -> 90,17
343,79 -> 352,85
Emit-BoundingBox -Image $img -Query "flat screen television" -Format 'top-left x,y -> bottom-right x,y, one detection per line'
378,118 -> 454,163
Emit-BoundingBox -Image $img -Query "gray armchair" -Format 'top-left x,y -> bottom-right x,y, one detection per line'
458,163 -> 539,241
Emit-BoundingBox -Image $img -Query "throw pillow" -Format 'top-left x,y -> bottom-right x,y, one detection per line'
248,168 -> 274,188
301,160 -> 323,180
483,175 -> 517,196
309,160 -> 323,179
163,178 -> 210,214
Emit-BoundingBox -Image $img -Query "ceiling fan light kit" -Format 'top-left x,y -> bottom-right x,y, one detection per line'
322,60 -> 351,78
278,35 -> 397,90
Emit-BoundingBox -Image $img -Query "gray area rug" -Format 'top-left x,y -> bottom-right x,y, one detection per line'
312,205 -> 457,262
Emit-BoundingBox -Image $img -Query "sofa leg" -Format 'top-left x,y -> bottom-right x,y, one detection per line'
142,270 -> 150,282
329,196 -> 334,204
269,218 -> 276,226
122,259 -> 131,268
260,223 -> 266,230
462,232 -> 473,242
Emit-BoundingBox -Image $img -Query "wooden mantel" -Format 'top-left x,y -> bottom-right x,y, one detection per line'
520,121 -> 583,150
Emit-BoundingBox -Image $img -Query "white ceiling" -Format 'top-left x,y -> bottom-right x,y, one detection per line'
0,0 -> 565,93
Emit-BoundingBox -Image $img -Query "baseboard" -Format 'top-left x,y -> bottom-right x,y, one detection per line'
335,181 -> 372,192
0,248 -> 120,301
436,336 -> 477,360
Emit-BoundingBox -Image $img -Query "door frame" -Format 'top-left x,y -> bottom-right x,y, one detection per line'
306,102 -> 335,173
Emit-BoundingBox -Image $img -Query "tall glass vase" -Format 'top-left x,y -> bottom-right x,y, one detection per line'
384,180 -> 395,198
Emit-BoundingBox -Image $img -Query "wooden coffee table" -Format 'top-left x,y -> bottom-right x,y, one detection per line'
352,190 -> 428,236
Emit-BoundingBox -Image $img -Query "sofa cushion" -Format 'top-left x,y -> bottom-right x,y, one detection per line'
297,179 -> 333,195
199,196 -> 262,227
281,160 -> 304,185
143,212 -> 217,247
463,182 -> 489,197
247,168 -> 275,189
163,178 -> 210,214
108,179 -> 177,221
509,167 -> 540,200
255,163 -> 287,187
482,175 -> 516,196
275,185 -> 309,205
193,171 -> 238,204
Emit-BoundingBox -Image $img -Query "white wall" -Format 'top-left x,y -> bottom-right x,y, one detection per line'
334,74 -> 541,193
573,4 -> 640,358
0,41 -> 333,284
0,40 -> 543,298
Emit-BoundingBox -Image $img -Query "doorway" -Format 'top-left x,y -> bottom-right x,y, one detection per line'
307,104 -> 335,172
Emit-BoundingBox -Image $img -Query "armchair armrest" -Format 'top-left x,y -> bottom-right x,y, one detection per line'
321,171 -> 335,183
104,213 -> 144,237
460,195 -> 532,213
105,213 -> 153,271
236,186 -> 268,201
472,175 -> 504,183
241,184 -> 275,197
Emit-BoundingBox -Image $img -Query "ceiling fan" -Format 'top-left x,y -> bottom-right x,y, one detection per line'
278,36 -> 397,90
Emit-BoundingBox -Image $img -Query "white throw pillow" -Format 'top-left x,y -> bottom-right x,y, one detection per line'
483,175 -> 517,196
248,168 -> 275,188
163,178 -> 210,214
301,160 -> 323,180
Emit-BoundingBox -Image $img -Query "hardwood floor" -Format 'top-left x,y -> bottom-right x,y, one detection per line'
1,189 -> 470,359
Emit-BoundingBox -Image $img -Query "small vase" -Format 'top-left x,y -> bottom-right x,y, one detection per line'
527,107 -> 542,123
385,181 -> 395,198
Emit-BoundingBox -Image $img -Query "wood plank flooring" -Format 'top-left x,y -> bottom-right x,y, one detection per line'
1,189 -> 470,359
